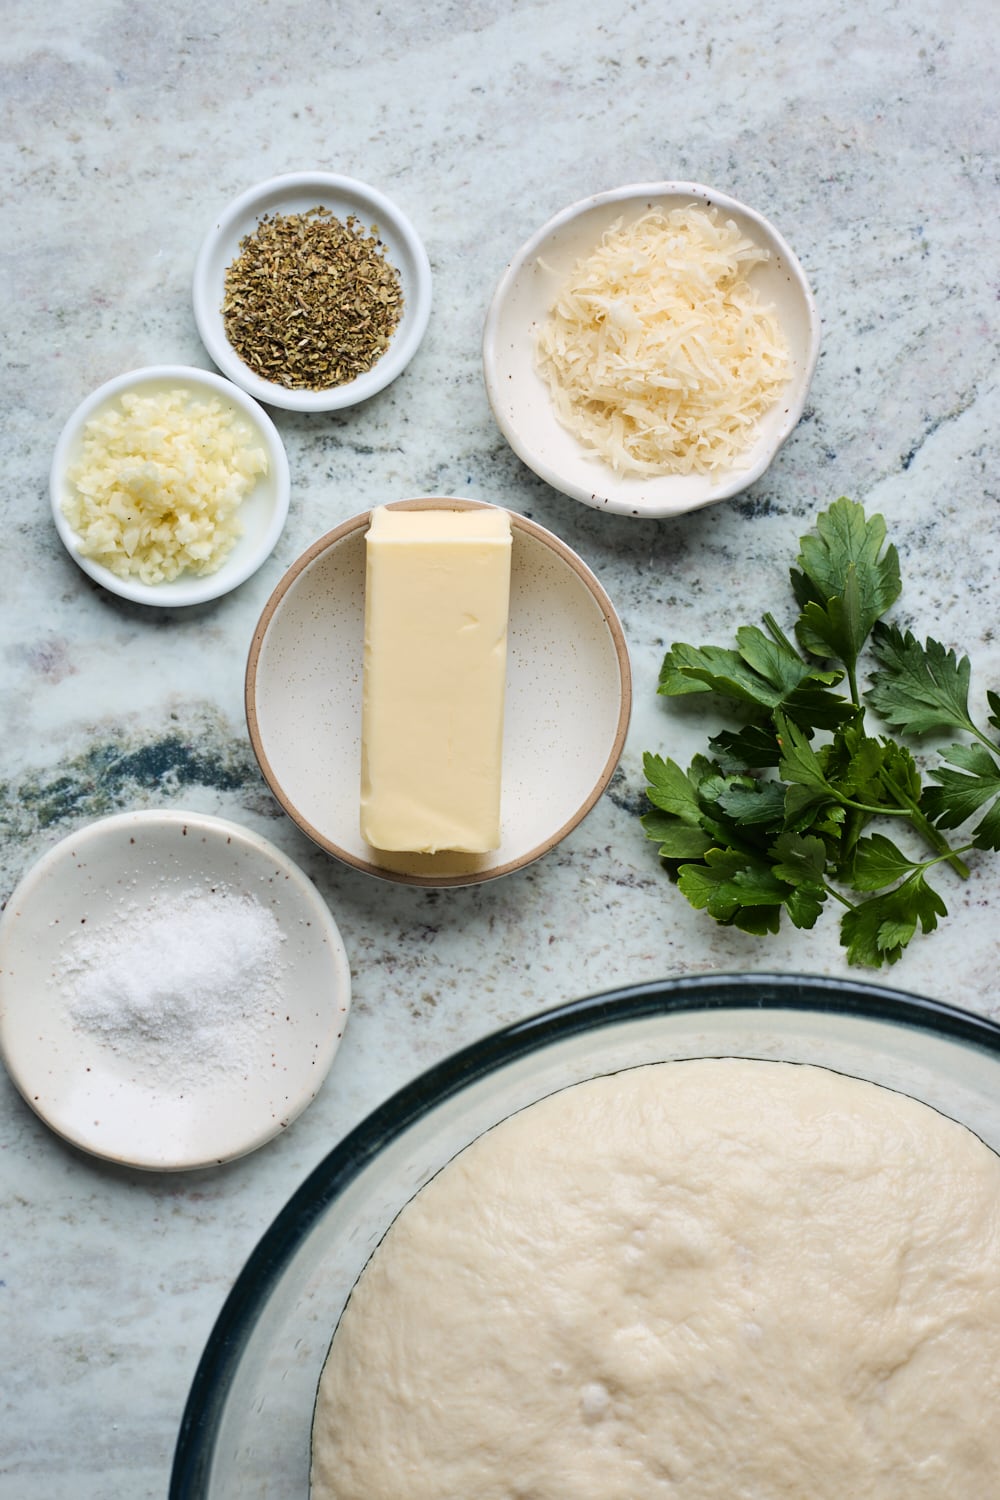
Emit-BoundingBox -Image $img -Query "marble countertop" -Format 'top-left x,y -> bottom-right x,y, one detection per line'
2,0 -> 999,1494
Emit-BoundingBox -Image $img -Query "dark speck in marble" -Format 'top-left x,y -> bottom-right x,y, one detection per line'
605,768 -> 647,818
735,494 -> 780,520
21,637 -> 78,683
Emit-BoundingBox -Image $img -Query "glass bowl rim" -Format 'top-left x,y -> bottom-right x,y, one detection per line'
170,970 -> 1000,1493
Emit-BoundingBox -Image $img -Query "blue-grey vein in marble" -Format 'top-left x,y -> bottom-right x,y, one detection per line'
1,0 -> 999,1494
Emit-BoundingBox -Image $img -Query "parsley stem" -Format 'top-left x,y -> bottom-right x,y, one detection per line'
920,842 -> 976,871
823,881 -> 855,910
829,791 -> 969,879
970,723 -> 1000,755
846,663 -> 861,709
902,811 -> 970,878
838,797 -> 909,816
827,798 -> 971,876
877,766 -> 971,879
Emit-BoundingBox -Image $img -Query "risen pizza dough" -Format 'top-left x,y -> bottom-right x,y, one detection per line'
311,1059 -> 1000,1498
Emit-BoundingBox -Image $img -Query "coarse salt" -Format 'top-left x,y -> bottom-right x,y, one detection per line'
59,883 -> 286,1091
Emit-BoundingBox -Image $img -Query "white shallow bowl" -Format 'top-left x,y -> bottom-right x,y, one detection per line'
246,498 -> 632,887
0,810 -> 351,1170
51,365 -> 291,607
193,172 -> 433,413
483,181 -> 821,519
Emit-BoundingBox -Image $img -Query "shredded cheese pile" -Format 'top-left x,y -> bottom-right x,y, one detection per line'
535,205 -> 790,477
63,387 -> 268,584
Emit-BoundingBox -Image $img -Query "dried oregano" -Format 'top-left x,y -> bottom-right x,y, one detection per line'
222,206 -> 404,390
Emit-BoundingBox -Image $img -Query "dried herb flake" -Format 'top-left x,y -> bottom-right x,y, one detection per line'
221,206 -> 405,391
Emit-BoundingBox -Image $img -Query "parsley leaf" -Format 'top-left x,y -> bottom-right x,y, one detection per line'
641,498 -> 999,968
924,744 -> 1000,850
840,876 -> 947,967
709,724 -> 782,770
776,714 -> 837,797
659,624 -> 849,730
791,498 -> 901,684
676,850 -> 787,934
711,776 -> 786,829
866,624 -> 978,738
849,833 -> 926,891
837,728 -> 922,812
769,832 -> 828,927
988,690 -> 1000,737
641,753 -> 717,861
642,752 -> 703,822
642,813 -> 715,861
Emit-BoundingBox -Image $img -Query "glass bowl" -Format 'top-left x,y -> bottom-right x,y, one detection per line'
170,973 -> 1000,1496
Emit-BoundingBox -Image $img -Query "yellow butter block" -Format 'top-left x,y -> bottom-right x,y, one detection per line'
360,505 -> 513,853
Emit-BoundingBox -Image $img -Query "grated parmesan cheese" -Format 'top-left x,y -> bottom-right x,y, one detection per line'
63,386 -> 268,584
535,205 -> 790,478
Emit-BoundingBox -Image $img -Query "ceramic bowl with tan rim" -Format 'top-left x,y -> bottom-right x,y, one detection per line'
245,499 -> 631,887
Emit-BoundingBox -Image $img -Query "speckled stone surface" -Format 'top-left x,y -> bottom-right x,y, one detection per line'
2,1 -> 999,1494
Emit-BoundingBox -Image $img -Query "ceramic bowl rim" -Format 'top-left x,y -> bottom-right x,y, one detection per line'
482,179 -> 821,519
192,171 -> 433,413
245,497 -> 632,886
49,364 -> 291,607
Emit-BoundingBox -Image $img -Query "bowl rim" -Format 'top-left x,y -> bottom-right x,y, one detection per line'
49,363 -> 292,607
192,170 -> 433,413
482,179 -> 822,519
170,971 -> 1000,1495
244,497 -> 633,886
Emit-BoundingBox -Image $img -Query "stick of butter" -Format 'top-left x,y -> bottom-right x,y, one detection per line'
360,505 -> 513,854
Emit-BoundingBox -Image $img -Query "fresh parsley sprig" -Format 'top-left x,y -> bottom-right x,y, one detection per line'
642,497 -> 998,967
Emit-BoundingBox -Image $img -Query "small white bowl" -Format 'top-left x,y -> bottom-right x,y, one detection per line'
483,181 -> 821,520
193,172 -> 433,413
51,365 -> 291,607
245,499 -> 632,887
0,810 -> 351,1170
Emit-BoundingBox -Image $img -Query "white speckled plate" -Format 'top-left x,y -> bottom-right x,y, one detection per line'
246,499 -> 632,887
483,181 -> 821,519
0,810 -> 351,1170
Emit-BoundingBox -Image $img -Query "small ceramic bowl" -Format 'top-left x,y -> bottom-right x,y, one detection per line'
483,181 -> 821,519
0,810 -> 351,1170
245,499 -> 632,887
51,365 -> 291,607
193,172 -> 433,413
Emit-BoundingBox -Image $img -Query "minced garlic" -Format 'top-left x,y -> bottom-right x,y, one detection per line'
535,205 -> 790,478
63,386 -> 268,584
